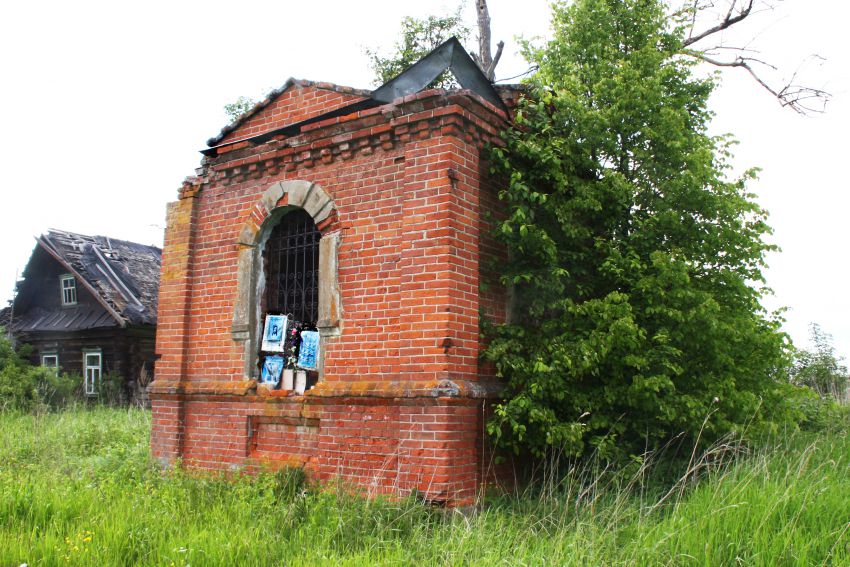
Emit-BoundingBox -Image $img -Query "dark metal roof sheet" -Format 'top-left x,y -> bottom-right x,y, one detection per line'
13,305 -> 118,333
370,37 -> 506,110
201,37 -> 507,157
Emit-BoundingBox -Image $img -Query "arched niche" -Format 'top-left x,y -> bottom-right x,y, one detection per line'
231,180 -> 341,380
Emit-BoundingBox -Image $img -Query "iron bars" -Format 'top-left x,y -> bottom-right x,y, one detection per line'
264,209 -> 321,324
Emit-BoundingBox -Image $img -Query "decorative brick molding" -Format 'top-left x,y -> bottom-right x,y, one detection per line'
203,90 -> 509,188
231,180 -> 341,380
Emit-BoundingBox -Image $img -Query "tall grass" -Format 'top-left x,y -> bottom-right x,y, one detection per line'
0,407 -> 847,565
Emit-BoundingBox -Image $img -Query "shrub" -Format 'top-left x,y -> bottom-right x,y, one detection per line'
792,323 -> 849,402
0,330 -> 83,411
791,387 -> 847,432
484,0 -> 796,459
0,332 -> 39,411
97,371 -> 127,406
37,371 -> 82,409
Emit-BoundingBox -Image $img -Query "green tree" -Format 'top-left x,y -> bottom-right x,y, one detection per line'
792,323 -> 849,401
484,0 -> 796,459
224,95 -> 258,124
365,6 -> 471,88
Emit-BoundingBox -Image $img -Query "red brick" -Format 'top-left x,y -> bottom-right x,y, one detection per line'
151,85 -> 516,505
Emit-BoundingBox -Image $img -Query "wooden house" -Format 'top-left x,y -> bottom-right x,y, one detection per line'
8,229 -> 161,402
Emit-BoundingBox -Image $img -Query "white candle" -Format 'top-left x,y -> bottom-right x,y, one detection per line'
283,368 -> 294,391
295,370 -> 307,394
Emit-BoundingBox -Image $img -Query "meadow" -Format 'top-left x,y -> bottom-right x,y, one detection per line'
0,407 -> 847,566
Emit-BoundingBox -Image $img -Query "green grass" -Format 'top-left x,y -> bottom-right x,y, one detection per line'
0,407 -> 847,566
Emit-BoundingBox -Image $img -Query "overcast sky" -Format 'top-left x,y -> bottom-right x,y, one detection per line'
1,0 -> 847,359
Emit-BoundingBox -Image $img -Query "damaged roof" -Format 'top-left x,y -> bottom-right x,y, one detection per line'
14,229 -> 161,331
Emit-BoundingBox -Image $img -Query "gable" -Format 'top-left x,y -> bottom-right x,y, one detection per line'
212,80 -> 370,147
11,245 -> 119,332
15,245 -> 87,311
204,40 -> 509,157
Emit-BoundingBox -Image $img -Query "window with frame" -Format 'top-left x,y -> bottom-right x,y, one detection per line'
84,351 -> 101,396
60,274 -> 77,306
41,354 -> 59,370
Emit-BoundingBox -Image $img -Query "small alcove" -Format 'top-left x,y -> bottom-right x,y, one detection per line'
257,208 -> 321,392
231,181 -> 341,387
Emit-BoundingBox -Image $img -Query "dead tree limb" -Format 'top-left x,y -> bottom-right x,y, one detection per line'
689,51 -> 829,114
683,0 -> 754,47
677,0 -> 830,114
473,0 -> 504,81
490,40 -> 505,79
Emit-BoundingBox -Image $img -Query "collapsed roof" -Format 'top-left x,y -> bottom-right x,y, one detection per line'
12,229 -> 161,331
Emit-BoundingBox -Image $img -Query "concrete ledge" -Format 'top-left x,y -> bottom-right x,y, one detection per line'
150,378 -> 504,399
148,379 -> 257,396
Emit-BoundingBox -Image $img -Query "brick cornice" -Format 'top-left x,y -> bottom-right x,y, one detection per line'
191,89 -> 511,191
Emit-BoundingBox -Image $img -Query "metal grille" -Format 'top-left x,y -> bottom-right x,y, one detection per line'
264,209 -> 321,324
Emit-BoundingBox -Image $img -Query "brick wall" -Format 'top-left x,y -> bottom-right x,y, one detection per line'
217,81 -> 369,145
151,84 -> 512,505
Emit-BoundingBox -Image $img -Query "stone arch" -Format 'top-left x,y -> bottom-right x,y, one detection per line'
231,180 -> 341,379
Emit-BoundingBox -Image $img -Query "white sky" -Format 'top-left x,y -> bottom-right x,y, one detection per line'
1,0 -> 847,359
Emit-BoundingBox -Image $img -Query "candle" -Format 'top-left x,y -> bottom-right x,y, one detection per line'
295,370 -> 307,394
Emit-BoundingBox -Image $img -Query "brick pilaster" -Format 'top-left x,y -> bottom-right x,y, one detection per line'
150,183 -> 199,462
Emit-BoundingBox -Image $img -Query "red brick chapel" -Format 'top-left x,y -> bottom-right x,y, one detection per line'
150,39 -> 516,505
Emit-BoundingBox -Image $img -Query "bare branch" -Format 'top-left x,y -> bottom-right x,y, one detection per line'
687,50 -> 830,114
688,0 -> 700,37
674,1 -> 831,114
683,0 -> 754,47
702,45 -> 762,54
489,41 -> 505,79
